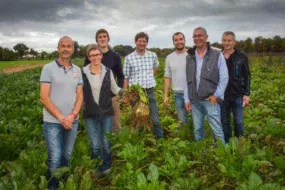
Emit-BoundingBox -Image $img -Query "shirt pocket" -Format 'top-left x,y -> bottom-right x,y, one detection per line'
233,60 -> 243,79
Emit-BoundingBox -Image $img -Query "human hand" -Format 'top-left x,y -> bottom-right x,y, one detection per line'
59,116 -> 70,130
62,114 -> 75,130
164,96 -> 170,106
185,102 -> 192,112
206,95 -> 218,104
243,95 -> 250,107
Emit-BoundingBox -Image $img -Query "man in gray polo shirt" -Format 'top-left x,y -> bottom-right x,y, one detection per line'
40,36 -> 83,189
164,32 -> 189,126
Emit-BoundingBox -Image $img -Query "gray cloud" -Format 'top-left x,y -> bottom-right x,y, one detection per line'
0,0 -> 284,51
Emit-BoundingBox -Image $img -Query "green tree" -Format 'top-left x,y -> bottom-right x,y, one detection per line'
79,45 -> 87,57
254,36 -> 263,53
244,37 -> 254,53
271,35 -> 284,52
212,42 -> 223,49
29,48 -> 38,59
47,51 -> 58,60
73,41 -> 80,57
1,47 -> 17,61
160,48 -> 174,58
41,51 -> 48,60
0,46 -> 3,60
261,38 -> 272,53
113,45 -> 134,56
235,40 -> 245,51
13,43 -> 29,59
148,47 -> 161,57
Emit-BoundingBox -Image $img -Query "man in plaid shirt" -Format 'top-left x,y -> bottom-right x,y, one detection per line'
123,32 -> 163,139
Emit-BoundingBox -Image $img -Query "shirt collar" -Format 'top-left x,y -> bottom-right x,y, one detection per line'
195,49 -> 208,58
134,50 -> 148,56
55,59 -> 73,69
83,63 -> 107,75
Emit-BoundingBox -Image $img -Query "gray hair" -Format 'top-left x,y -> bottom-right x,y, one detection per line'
86,44 -> 103,57
222,31 -> 236,40
193,27 -> 208,36
58,36 -> 74,48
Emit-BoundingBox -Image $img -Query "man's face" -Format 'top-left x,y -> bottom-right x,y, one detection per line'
173,34 -> 186,51
97,33 -> 109,48
135,37 -> 148,51
222,34 -> 236,51
58,38 -> 74,60
193,29 -> 208,48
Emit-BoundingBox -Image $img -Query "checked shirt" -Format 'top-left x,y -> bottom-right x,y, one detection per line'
123,50 -> 159,88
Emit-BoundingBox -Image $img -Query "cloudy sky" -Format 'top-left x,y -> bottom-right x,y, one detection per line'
0,0 -> 284,52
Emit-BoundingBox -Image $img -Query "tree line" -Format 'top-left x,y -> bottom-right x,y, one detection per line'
1,35 -> 284,61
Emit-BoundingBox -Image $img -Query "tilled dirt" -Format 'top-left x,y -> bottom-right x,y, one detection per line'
1,63 -> 45,74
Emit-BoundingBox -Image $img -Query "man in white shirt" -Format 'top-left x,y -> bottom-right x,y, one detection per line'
164,32 -> 189,126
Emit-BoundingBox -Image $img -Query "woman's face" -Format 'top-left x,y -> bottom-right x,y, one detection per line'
88,49 -> 102,65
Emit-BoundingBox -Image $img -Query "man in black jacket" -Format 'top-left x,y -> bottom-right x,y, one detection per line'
221,31 -> 251,143
84,29 -> 124,132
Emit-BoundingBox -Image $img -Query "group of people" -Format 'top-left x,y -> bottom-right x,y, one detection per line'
168,27 -> 250,145
40,27 -> 250,189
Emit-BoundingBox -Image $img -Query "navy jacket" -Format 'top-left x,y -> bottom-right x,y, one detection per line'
223,48 -> 251,100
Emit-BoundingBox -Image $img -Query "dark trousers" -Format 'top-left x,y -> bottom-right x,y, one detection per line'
221,95 -> 244,143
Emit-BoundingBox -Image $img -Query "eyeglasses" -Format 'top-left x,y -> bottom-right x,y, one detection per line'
192,34 -> 205,38
89,54 -> 102,58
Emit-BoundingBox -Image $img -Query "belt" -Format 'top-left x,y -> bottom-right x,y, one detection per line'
142,87 -> 154,93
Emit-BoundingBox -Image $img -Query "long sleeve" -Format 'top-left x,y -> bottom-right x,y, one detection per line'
242,55 -> 251,96
184,76 -> 190,103
114,53 -> 124,88
213,53 -> 229,100
110,71 -> 121,95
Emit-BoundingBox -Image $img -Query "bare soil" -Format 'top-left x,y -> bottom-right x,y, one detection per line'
1,63 -> 45,74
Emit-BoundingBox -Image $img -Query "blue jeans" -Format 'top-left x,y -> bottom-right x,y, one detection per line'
221,96 -> 244,143
44,120 -> 78,189
84,117 -> 113,171
145,88 -> 164,139
190,100 -> 225,145
174,92 -> 189,125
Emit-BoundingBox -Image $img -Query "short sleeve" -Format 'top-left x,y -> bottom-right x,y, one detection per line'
164,56 -> 172,78
77,68 -> 83,86
153,53 -> 159,68
123,57 -> 130,79
40,65 -> 52,83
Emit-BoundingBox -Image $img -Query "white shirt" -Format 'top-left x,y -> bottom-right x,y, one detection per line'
164,51 -> 187,92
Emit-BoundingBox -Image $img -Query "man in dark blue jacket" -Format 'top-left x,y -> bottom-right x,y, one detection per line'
221,31 -> 251,143
84,29 -> 124,132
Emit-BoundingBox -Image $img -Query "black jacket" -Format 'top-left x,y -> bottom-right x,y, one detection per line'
223,48 -> 251,100
84,49 -> 124,88
82,68 -> 114,119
